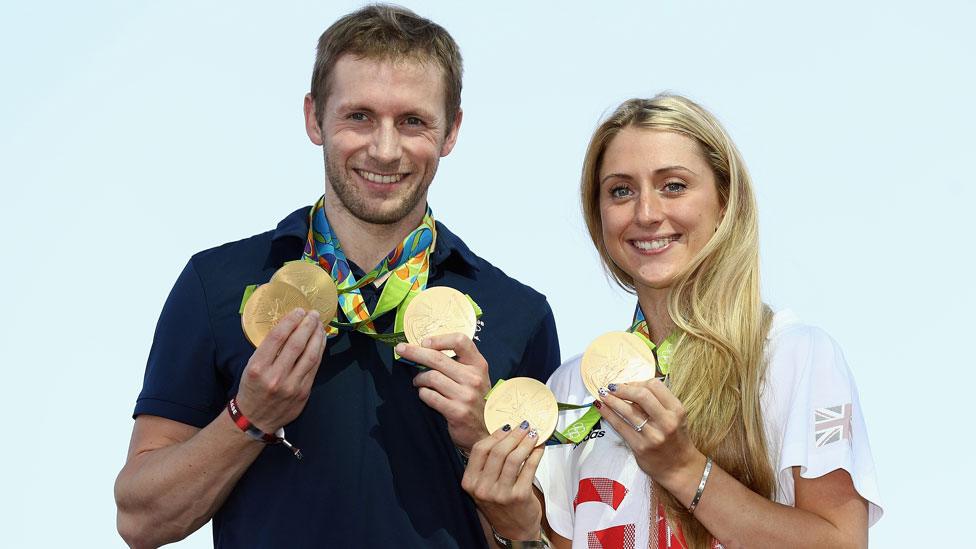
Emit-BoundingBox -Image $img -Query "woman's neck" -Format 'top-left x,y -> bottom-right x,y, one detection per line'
636,286 -> 675,345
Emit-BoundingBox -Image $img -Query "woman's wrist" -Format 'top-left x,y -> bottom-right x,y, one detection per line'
656,449 -> 709,502
491,525 -> 548,548
491,518 -> 543,542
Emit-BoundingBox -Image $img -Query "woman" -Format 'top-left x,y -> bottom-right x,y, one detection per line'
462,95 -> 882,548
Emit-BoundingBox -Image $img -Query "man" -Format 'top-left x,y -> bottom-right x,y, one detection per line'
114,5 -> 559,548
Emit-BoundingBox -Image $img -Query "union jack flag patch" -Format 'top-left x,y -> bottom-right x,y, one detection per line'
814,403 -> 852,447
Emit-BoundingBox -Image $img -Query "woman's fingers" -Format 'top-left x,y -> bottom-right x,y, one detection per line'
466,424 -> 511,476
515,446 -> 546,492
463,422 -> 538,503
497,424 -> 539,486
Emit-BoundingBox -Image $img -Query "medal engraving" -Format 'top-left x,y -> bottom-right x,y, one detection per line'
271,261 -> 338,327
403,286 -> 477,356
484,377 -> 558,447
241,281 -> 312,347
580,332 -> 657,402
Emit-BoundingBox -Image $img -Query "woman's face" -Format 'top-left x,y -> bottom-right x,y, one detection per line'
599,127 -> 723,295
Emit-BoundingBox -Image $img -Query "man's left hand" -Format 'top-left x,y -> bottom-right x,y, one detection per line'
396,334 -> 491,451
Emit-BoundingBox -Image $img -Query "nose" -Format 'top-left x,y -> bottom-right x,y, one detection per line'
634,189 -> 664,226
369,120 -> 401,165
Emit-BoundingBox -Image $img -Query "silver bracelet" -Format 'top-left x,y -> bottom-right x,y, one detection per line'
687,456 -> 713,514
492,527 -> 550,549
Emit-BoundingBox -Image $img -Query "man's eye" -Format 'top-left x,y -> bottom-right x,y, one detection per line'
610,186 -> 632,198
404,116 -> 423,126
349,112 -> 368,121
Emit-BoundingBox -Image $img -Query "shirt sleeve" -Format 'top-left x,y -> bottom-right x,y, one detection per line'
770,326 -> 884,526
513,303 -> 561,382
133,258 -> 226,428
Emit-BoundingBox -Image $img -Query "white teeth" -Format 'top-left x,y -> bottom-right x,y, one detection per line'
358,170 -> 404,184
633,237 -> 678,251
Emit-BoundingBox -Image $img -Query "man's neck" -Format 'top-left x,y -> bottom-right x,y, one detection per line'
323,196 -> 427,271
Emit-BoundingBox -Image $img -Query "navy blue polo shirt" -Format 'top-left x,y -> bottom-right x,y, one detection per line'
134,206 -> 560,548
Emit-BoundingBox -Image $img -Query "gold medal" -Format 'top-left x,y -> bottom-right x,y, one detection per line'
241,281 -> 312,347
580,331 -> 657,402
484,377 -> 558,447
402,286 -> 477,356
271,261 -> 338,327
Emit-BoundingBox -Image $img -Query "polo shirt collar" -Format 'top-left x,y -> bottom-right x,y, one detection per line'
271,205 -> 479,272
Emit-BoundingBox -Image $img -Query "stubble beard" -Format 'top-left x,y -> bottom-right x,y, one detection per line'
324,152 -> 433,226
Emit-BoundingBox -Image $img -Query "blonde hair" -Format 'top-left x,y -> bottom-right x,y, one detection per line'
581,95 -> 775,547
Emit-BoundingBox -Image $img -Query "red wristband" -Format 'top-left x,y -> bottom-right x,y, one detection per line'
227,398 -> 303,460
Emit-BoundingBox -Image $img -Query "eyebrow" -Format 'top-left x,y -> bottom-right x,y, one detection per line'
600,164 -> 699,185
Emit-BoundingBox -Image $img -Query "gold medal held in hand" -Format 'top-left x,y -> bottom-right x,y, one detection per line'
580,332 -> 657,402
241,281 -> 312,347
271,261 -> 338,327
484,377 -> 558,447
402,286 -> 477,357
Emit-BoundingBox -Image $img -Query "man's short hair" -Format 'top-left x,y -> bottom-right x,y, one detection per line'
311,4 -> 463,128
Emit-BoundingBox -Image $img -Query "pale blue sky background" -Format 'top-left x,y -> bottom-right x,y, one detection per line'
1,1 -> 973,546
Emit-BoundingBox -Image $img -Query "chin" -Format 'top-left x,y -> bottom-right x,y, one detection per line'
632,271 -> 677,293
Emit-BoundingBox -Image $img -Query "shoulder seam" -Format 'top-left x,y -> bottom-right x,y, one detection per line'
187,256 -> 222,364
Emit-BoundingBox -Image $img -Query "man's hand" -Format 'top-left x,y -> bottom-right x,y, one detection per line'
236,307 -> 326,432
397,333 -> 491,451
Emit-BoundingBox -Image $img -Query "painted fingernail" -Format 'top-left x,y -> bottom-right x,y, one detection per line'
607,383 -> 618,392
598,387 -> 608,397
502,424 -> 511,432
594,400 -> 602,409
528,429 -> 538,439
395,343 -> 406,354
519,420 -> 530,430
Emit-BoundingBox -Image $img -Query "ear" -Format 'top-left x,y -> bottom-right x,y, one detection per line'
439,107 -> 463,157
304,93 -> 324,146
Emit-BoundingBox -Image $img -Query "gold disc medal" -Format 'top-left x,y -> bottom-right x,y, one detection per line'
580,331 -> 657,402
270,261 -> 338,327
241,281 -> 312,347
484,377 -> 558,447
402,286 -> 477,357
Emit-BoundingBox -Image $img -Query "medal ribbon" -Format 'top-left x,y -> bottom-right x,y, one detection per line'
629,306 -> 677,376
304,195 -> 435,338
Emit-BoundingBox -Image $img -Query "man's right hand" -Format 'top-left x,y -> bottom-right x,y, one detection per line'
235,307 -> 327,433
115,307 -> 326,549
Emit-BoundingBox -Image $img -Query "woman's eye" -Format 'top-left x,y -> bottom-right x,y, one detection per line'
610,186 -> 632,198
663,181 -> 687,193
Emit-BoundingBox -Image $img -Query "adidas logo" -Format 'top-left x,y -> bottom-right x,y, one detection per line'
573,427 -> 605,449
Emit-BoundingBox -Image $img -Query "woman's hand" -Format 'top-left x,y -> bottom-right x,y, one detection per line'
461,422 -> 545,541
595,379 -> 706,489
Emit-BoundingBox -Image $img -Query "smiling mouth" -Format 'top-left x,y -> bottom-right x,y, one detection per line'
631,236 -> 680,251
355,169 -> 406,184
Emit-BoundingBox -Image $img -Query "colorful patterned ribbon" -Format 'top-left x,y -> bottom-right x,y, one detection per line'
629,306 -> 676,376
304,195 -> 435,338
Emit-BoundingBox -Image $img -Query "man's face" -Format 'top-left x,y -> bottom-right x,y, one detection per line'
304,54 -> 461,225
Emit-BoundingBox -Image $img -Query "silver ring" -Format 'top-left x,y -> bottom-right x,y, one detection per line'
634,417 -> 649,432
